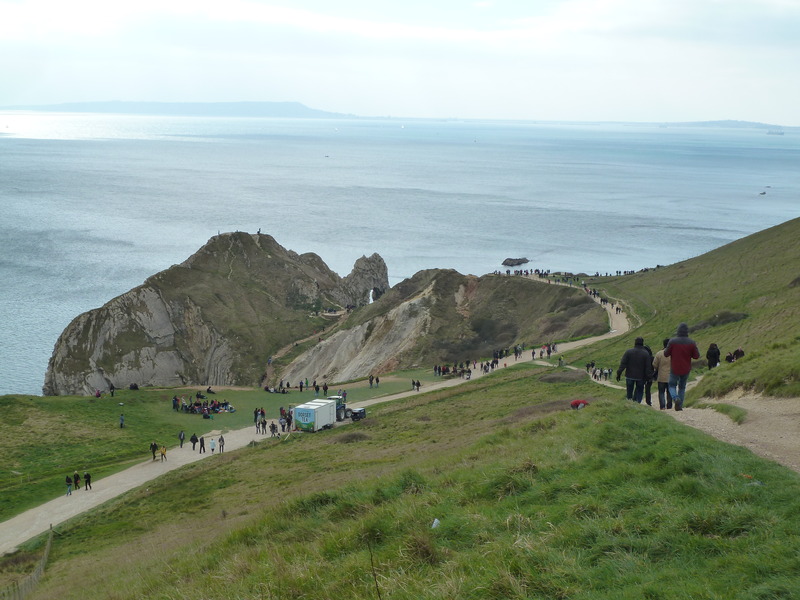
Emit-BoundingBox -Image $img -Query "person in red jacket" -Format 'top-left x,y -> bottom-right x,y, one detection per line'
664,323 -> 700,411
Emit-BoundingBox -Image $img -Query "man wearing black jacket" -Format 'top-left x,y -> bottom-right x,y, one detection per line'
616,337 -> 654,404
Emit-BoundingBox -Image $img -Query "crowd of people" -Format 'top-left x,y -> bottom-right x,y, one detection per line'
613,323 -> 744,411
172,394 -> 235,417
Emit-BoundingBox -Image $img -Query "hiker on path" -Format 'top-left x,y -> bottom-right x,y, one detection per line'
218,435 -> 225,453
179,430 -> 185,448
150,441 -> 159,460
65,475 -> 73,496
160,445 -> 167,461
652,338 -> 673,410
73,470 -> 81,490
706,343 -> 721,370
190,433 -> 198,451
199,436 -> 206,454
84,471 -> 92,490
210,438 -> 217,454
665,323 -> 700,411
616,336 -> 654,404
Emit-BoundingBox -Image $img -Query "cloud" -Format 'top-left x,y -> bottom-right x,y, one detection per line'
1,0 -> 799,123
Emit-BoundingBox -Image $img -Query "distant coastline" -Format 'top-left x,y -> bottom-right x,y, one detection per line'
0,102 -> 795,131
0,101 -> 354,119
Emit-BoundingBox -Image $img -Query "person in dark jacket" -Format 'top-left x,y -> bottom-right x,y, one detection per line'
706,343 -> 721,370
616,337 -> 654,404
664,323 -> 700,411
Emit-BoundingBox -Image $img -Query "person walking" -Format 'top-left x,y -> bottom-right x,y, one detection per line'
209,438 -> 217,454
664,323 -> 701,411
160,445 -> 167,461
190,433 -> 198,450
706,343 -> 721,370
652,338 -> 673,410
84,471 -> 92,490
179,430 -> 185,448
65,474 -> 73,496
199,436 -> 206,454
150,441 -> 159,460
616,337 -> 654,404
119,413 -> 125,428
218,435 -> 225,453
73,470 -> 81,490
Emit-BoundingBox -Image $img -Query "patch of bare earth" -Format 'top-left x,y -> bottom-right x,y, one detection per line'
670,390 -> 800,473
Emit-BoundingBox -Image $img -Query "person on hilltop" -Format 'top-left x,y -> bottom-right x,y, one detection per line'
706,343 -> 721,370
616,337 -> 654,404
664,323 -> 700,411
652,338 -> 673,410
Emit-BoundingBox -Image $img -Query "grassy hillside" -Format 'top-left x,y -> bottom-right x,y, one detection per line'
5,219 -> 800,598
11,364 -> 800,599
569,217 -> 800,398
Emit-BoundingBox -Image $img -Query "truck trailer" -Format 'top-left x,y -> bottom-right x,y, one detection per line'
292,399 -> 337,432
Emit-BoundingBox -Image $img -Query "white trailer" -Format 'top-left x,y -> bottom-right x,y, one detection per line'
292,399 -> 337,432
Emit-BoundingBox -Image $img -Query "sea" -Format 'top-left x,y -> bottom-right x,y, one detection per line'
1,112 -> 798,396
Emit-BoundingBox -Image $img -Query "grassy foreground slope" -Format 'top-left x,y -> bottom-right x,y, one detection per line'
570,217 -> 800,398
17,364 -> 800,600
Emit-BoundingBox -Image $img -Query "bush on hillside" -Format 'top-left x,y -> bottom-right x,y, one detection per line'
690,310 -> 748,333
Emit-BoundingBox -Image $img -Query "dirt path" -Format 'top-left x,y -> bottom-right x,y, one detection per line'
0,288 -> 629,555
11,278 -> 793,554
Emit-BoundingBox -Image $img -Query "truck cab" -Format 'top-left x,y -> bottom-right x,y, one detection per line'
327,395 -> 353,421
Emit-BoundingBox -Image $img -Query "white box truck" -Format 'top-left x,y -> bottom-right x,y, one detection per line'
292,399 -> 337,432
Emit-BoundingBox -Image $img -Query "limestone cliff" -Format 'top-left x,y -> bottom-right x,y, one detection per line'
43,232 -> 388,395
279,269 -> 607,384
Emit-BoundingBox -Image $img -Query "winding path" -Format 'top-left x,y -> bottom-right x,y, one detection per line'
0,284 -> 629,555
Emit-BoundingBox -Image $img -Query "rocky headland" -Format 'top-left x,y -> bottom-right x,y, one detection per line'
44,233 -> 607,396
43,232 -> 388,395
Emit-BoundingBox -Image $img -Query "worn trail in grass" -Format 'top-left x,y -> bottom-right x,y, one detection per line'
0,292 -> 629,555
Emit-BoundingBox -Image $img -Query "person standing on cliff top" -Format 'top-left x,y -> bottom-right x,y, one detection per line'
664,323 -> 700,411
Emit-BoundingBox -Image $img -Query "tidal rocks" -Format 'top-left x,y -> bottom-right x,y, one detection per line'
502,257 -> 529,267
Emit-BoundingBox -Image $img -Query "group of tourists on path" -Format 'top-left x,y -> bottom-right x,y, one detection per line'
65,470 -> 92,496
615,322 -> 717,411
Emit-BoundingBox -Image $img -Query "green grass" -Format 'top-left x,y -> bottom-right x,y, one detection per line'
20,365 -> 800,599
692,402 -> 749,424
0,363 -> 506,523
567,218 -> 800,400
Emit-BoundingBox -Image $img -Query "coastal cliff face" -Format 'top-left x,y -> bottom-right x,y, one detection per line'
43,232 -> 388,396
279,269 -> 607,384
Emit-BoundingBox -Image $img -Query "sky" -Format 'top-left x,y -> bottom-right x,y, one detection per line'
2,0 -> 799,124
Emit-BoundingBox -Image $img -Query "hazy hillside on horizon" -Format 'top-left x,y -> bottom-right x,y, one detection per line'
1,101 -> 795,129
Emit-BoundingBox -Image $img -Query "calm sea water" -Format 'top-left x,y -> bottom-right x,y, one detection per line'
1,112 -> 798,395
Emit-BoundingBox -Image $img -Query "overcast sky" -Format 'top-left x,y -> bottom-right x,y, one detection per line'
2,0 -> 799,124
